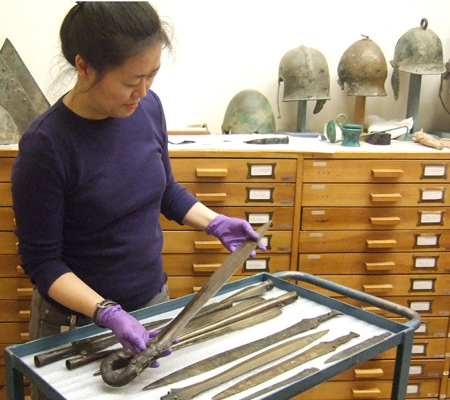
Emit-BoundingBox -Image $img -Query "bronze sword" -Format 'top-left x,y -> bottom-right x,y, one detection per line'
100,220 -> 271,387
144,309 -> 341,390
213,331 -> 360,400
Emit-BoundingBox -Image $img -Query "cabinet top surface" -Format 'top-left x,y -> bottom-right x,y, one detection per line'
2,134 -> 450,159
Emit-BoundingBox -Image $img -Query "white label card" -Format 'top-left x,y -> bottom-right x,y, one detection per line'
416,324 -> 427,334
410,301 -> 431,311
420,212 -> 443,224
409,365 -> 423,375
249,189 -> 271,200
245,259 -> 268,270
250,165 -> 273,177
421,189 -> 444,201
415,257 -> 436,268
424,165 -> 446,177
416,235 -> 438,246
412,344 -> 425,354
248,213 -> 270,224
406,384 -> 419,394
412,280 -> 434,291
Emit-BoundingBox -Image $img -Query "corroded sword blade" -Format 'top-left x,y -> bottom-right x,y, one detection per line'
159,329 -> 329,400
239,367 -> 319,400
100,221 -> 271,387
144,309 -> 340,390
213,331 -> 360,400
324,332 -> 392,364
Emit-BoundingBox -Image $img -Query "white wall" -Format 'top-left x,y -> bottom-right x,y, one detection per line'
1,0 -> 450,134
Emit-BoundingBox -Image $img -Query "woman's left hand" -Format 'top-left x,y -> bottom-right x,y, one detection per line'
205,214 -> 266,257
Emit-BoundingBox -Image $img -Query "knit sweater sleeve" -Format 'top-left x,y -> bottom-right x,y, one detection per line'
11,130 -> 72,294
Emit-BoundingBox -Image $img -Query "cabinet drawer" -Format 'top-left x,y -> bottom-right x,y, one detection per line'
163,254 -> 290,276
292,379 -> 440,399
171,158 -> 297,182
167,275 -> 242,298
343,295 -> 450,317
299,230 -> 450,253
161,206 -> 294,230
299,252 -> 450,274
0,300 -> 31,322
303,159 -> 449,183
183,183 -> 295,206
391,317 -> 449,338
0,183 -> 12,206
0,278 -> 33,299
375,338 -> 447,360
301,207 -> 450,230
297,274 -> 450,297
0,255 -> 23,277
163,231 -> 292,253
0,232 -> 17,254
330,359 -> 444,381
0,322 -> 29,343
302,183 -> 450,207
0,158 -> 14,182
0,207 -> 15,230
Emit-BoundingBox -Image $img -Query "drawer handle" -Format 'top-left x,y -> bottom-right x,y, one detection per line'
17,288 -> 33,297
366,239 -> 397,249
352,388 -> 381,398
370,193 -> 402,202
21,332 -> 30,342
17,265 -> 25,274
363,284 -> 393,294
354,368 -> 384,378
196,168 -> 228,177
361,306 -> 389,316
194,240 -> 223,250
195,193 -> 227,202
372,168 -> 404,178
19,310 -> 30,319
192,263 -> 220,272
370,217 -> 401,226
365,261 -> 395,271
192,286 -> 201,293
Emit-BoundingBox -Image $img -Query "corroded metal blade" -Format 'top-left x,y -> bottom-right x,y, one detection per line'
213,331 -> 360,400
160,329 -> 329,400
145,309 -> 340,390
325,332 -> 391,364
100,221 -> 270,387
239,367 -> 319,400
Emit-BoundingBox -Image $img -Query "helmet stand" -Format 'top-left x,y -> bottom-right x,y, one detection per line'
406,74 -> 422,133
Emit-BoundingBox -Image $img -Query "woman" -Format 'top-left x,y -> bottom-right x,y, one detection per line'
11,3 -> 265,396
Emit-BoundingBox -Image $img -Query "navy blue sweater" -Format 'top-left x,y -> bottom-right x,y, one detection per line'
11,91 -> 198,311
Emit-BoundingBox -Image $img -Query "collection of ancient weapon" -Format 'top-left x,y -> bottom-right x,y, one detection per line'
33,222 -> 391,398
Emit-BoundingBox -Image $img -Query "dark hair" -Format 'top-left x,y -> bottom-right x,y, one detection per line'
60,2 -> 172,76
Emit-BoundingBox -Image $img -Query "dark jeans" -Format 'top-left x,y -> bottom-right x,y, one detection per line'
29,284 -> 170,399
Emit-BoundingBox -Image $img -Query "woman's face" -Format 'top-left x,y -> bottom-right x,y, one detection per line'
79,43 -> 163,119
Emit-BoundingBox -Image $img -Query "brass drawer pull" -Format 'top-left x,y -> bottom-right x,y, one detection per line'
370,193 -> 402,202
192,286 -> 201,293
370,217 -> 401,225
196,168 -> 228,177
17,265 -> 25,274
192,263 -> 220,272
195,193 -> 227,202
363,284 -> 393,294
366,239 -> 397,249
361,306 -> 389,316
372,168 -> 404,178
17,288 -> 33,297
352,388 -> 381,398
365,261 -> 395,271
19,310 -> 30,319
354,368 -> 384,378
21,332 -> 30,342
194,240 -> 223,250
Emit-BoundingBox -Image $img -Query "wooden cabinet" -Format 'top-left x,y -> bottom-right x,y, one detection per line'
299,156 -> 450,398
1,144 -> 449,398
164,155 -> 298,297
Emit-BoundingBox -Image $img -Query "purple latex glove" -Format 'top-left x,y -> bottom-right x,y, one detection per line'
205,214 -> 266,257
97,305 -> 174,365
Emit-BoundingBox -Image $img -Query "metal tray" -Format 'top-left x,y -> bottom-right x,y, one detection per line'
5,271 -> 420,400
